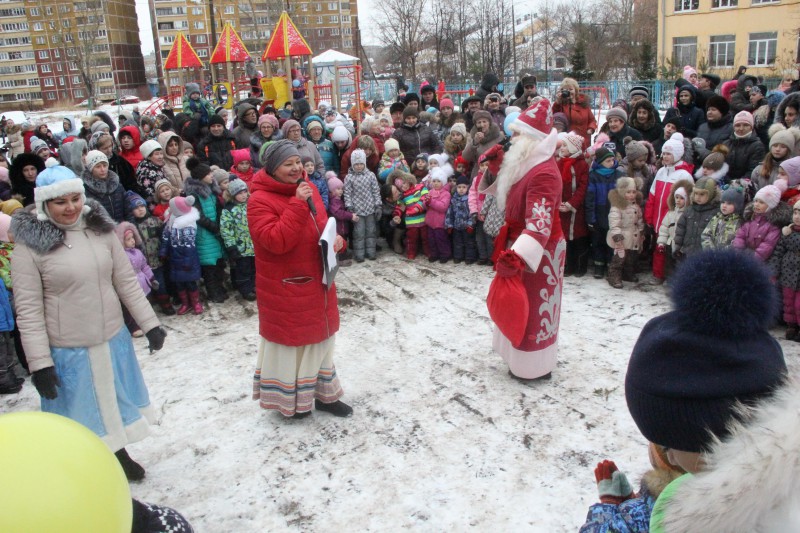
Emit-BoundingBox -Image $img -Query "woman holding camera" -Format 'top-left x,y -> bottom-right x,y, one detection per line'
551,78 -> 597,148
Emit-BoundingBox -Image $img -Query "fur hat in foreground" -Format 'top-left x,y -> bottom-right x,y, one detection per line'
626,249 -> 787,453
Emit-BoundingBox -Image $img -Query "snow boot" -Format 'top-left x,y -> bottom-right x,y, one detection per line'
622,252 -> 639,282
593,263 -> 605,279
115,448 -> 145,481
786,324 -> 799,340
607,257 -> 624,289
176,291 -> 191,315
315,399 -> 353,417
156,294 -> 175,316
392,230 -> 405,254
189,290 -> 204,315
0,332 -> 23,393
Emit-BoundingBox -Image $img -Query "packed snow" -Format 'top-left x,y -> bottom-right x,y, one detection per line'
3,254 -> 799,531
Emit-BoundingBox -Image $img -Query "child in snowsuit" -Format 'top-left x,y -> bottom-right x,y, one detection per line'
126,191 -> 172,315
424,167 -> 452,262
327,176 -> 355,266
770,203 -> 800,339
446,175 -> 477,264
673,177 -> 720,259
159,196 -> 203,315
343,149 -> 382,262
220,179 -> 255,300
116,221 -> 155,337
378,138 -> 409,183
655,180 -> 692,281
701,186 -> 744,250
182,82 -> 215,128
392,170 -> 429,260
606,177 -> 645,288
585,146 -> 625,278
732,184 -> 790,262
304,157 -> 329,211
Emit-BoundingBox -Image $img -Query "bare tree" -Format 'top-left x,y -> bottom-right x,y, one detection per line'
376,0 -> 427,80
55,5 -> 107,105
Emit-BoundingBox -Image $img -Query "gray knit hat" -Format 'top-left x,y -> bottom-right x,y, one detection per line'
30,136 -> 48,155
227,178 -> 248,198
261,139 -> 301,175
721,186 -> 745,215
702,151 -> 726,172
450,122 -> 467,137
606,107 -> 628,123
623,137 -> 648,161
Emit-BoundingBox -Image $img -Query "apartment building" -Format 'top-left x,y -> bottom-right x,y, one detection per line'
151,0 -> 360,85
658,0 -> 800,78
0,0 -> 147,111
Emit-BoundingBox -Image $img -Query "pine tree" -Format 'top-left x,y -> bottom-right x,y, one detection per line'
635,42 -> 657,80
566,39 -> 593,81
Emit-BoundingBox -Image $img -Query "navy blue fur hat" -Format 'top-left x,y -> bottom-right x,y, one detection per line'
625,249 -> 787,453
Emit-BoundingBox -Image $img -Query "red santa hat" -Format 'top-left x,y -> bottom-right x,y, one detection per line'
508,98 -> 556,140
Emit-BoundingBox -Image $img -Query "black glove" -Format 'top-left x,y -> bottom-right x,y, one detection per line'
32,366 -> 60,400
145,327 -> 167,353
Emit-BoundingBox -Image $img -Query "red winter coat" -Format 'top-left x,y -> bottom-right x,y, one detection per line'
118,126 -> 144,170
552,94 -> 597,149
247,168 -> 339,346
339,135 -> 382,179
558,156 -> 589,240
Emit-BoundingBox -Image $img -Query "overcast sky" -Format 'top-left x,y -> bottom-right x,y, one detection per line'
135,0 -> 383,56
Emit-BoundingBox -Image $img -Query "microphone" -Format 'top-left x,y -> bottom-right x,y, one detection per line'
296,178 -> 316,215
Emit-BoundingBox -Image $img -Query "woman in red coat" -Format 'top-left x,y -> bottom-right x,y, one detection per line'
557,132 -> 590,276
247,140 -> 351,419
551,78 -> 597,149
487,98 -> 566,381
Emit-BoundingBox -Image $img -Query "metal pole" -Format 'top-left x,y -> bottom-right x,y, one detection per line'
511,3 -> 517,78
209,0 -> 218,84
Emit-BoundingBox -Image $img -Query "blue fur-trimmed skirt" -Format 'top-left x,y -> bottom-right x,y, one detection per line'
41,327 -> 155,451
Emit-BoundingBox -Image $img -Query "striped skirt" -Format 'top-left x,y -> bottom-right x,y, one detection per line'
252,336 -> 343,417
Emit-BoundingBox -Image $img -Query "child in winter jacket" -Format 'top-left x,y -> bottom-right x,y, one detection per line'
220,179 -> 255,300
585,147 -> 625,278
446,175 -> 477,263
619,138 -> 657,195
230,148 -> 254,184
769,203 -> 800,339
674,177 -> 720,259
185,157 -> 227,302
116,221 -> 155,337
126,191 -> 172,315
412,153 -> 429,184
656,181 -> 692,282
424,168 -> 451,262
83,150 -> 127,223
136,140 -> 168,201
732,184 -> 789,261
344,149 -> 382,262
557,132 -> 590,276
5,123 -> 23,159
303,158 -> 330,211
701,186 -> 744,250
378,138 -> 410,183
606,177 -> 645,288
152,179 -> 175,222
695,146 -> 731,190
0,282 -> 22,394
328,176 -> 355,266
751,126 -> 797,191
118,125 -> 144,171
381,182 -> 403,255
646,134 -> 694,281
392,170 -> 430,260
159,196 -> 203,315
181,83 -> 215,128
777,157 -> 800,207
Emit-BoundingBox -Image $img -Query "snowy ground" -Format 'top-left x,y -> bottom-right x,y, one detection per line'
3,253 -> 799,532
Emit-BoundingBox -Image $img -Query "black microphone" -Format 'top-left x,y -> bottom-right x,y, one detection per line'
296,178 -> 316,215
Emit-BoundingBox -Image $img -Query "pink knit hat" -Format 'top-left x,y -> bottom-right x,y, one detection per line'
258,114 -> 279,130
733,111 -> 754,128
780,156 -> 800,187
439,98 -> 454,110
683,65 -> 697,82
169,196 -> 195,217
231,148 -> 250,166
754,184 -> 781,210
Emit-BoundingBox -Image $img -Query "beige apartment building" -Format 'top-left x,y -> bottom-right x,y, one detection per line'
150,0 -> 360,85
0,0 -> 147,111
659,0 -> 800,79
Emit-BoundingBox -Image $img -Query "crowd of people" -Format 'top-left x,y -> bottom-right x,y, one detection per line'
0,65 -> 798,531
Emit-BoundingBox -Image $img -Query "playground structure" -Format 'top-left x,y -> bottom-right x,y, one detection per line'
260,11 -> 315,110
209,22 -> 252,110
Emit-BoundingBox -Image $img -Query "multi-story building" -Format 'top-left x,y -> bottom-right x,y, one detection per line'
658,0 -> 800,79
151,0 -> 360,86
0,0 -> 147,111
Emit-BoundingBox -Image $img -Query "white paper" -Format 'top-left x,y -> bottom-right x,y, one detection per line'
319,217 -> 338,287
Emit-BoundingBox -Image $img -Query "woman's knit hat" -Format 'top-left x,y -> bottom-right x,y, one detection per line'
186,157 -> 212,182
779,156 -> 800,187
626,249 -> 786,453
261,139 -> 301,175
558,132 -> 583,156
606,107 -> 628,123
85,150 -> 108,172
623,137 -> 648,162
755,184 -> 782,210
34,165 -> 87,221
733,111 -> 754,128
449,122 -> 467,138
30,137 -> 48,155
258,114 -> 279,130
331,125 -> 351,143
280,119 -> 301,137
552,112 -> 570,132
154,178 -> 173,195
702,150 -> 726,171
769,126 -> 800,151
439,98 -> 454,110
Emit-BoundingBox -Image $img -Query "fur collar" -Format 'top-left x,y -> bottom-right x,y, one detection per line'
81,168 -> 121,194
184,176 -> 219,199
742,201 -> 792,225
608,188 -> 643,209
10,199 -> 115,254
168,208 -> 200,230
694,163 -> 729,181
469,122 -> 503,146
661,381 -> 800,532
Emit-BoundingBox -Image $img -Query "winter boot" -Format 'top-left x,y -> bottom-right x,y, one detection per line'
607,257 -> 624,289
622,252 -> 640,282
0,332 -> 23,393
156,293 -> 176,316
176,291 -> 191,315
593,263 -> 605,279
315,399 -> 353,417
188,290 -> 204,315
786,324 -> 799,340
115,448 -> 145,481
392,230 -> 405,254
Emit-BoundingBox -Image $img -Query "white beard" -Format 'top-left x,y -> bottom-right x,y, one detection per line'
496,129 -> 558,211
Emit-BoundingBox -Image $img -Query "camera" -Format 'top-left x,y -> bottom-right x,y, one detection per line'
561,90 -> 570,99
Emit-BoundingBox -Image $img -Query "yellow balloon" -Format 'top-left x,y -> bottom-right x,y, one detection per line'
0,412 -> 131,533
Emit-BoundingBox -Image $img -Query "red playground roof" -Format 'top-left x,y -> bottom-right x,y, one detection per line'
210,23 -> 251,64
163,32 -> 203,69
262,11 -> 313,60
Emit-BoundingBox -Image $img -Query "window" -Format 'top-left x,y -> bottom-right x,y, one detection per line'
673,36 -> 697,66
709,35 -> 735,66
331,28 -> 339,35
343,27 -> 351,35
194,21 -> 205,29
45,92 -> 56,99
56,64 -> 62,72
328,2 -> 338,8
197,35 -> 207,44
29,7 -> 39,16
341,15 -> 350,22
674,0 -> 698,11
33,22 -> 43,31
192,7 -> 202,15
35,37 -> 45,45
330,15 -> 338,22
748,32 -> 777,66
58,76 -> 65,85
317,16 -> 323,23
72,76 -> 80,83
555,57 -> 567,69
160,35 -> 175,45
224,5 -> 234,14
315,3 -> 322,11
41,64 -> 51,73
751,0 -> 778,3
38,50 -> 48,59
28,78 -> 40,86
44,78 -> 54,87
317,29 -> 324,36
54,49 -> 60,58
45,6 -> 52,15
198,49 -> 208,57
74,89 -> 83,98
711,0 -> 737,6
69,62 -> 78,71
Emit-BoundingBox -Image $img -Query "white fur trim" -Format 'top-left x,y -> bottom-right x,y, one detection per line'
511,233 -> 544,272
171,207 -> 200,230
496,128 -> 559,211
